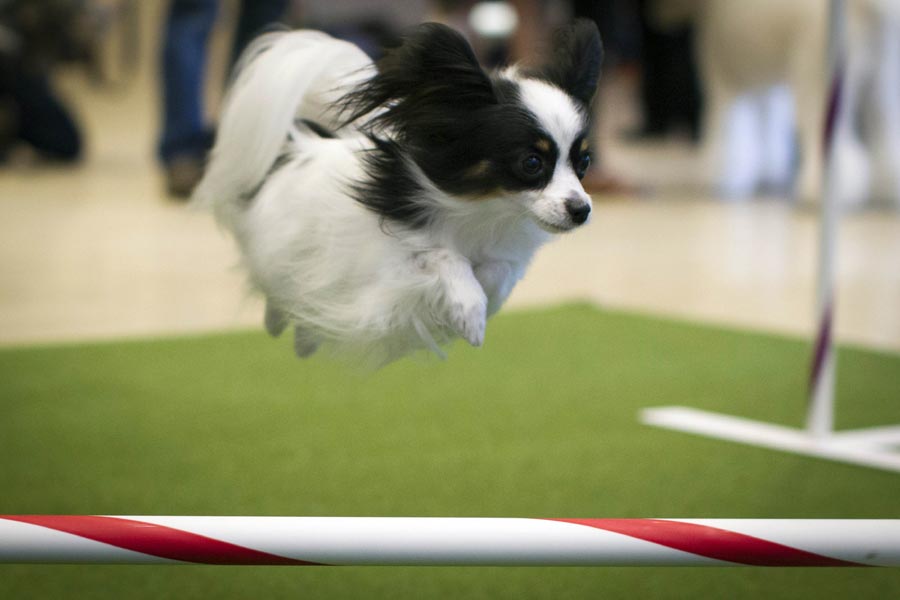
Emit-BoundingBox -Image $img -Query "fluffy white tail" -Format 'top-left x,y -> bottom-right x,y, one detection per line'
193,30 -> 374,221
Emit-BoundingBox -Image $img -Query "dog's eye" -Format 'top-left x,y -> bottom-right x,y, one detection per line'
575,153 -> 591,178
522,154 -> 544,176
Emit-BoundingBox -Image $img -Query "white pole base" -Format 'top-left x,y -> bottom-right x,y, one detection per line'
641,406 -> 900,474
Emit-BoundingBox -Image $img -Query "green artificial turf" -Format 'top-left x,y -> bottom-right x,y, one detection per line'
1,304 -> 899,599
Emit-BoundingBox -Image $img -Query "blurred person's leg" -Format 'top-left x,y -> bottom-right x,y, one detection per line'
573,0 -> 638,194
632,0 -> 701,140
635,0 -> 672,138
5,66 -> 82,162
159,0 -> 218,197
759,85 -> 795,195
789,12 -> 827,205
869,15 -> 900,206
230,0 -> 288,66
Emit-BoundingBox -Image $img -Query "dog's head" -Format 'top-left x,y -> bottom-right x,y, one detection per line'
343,20 -> 603,232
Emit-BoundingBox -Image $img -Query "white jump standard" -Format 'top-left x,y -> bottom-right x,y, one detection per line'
1,516 -> 899,566
641,0 -> 900,474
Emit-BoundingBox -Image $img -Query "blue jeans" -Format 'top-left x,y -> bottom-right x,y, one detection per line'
158,0 -> 287,164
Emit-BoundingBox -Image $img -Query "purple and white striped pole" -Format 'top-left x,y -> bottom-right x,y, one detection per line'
806,0 -> 845,438
642,0 -> 900,472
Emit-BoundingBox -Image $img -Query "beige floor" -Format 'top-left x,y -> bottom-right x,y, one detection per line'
1,8 -> 898,354
2,162 -> 898,353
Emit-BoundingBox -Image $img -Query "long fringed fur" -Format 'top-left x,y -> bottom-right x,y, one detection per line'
194,31 -> 374,225
195,23 -> 602,367
194,31 -> 472,366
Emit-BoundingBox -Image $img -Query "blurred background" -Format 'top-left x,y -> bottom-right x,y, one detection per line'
1,3 -> 899,598
0,0 -> 897,352
0,0 -> 898,352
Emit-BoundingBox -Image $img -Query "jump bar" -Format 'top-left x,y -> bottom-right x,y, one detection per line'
2,516 -> 899,566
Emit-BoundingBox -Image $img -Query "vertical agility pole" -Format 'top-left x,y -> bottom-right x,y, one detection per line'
642,0 -> 900,473
806,0 -> 845,439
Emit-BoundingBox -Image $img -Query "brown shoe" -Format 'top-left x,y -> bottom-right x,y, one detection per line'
165,155 -> 205,199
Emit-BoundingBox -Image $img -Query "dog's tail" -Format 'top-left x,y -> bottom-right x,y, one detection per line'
193,30 -> 374,222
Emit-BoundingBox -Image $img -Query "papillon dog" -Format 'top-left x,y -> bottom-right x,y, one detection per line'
194,20 -> 603,366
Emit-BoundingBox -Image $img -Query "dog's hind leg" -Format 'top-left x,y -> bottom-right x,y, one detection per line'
293,325 -> 320,358
264,301 -> 288,337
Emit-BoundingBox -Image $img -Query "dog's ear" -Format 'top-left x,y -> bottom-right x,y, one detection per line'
341,23 -> 496,129
382,22 -> 497,107
538,19 -> 603,106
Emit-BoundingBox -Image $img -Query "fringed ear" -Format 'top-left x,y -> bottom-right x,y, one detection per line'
537,19 -> 603,107
340,22 -> 496,134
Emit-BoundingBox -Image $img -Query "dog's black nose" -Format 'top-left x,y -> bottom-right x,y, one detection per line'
565,198 -> 591,225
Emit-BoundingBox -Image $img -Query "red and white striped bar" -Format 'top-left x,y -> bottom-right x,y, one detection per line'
1,516 -> 899,567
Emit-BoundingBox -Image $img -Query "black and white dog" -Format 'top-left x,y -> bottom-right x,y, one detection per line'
195,21 -> 602,365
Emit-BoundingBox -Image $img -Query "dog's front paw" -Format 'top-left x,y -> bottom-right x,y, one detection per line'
448,296 -> 487,347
